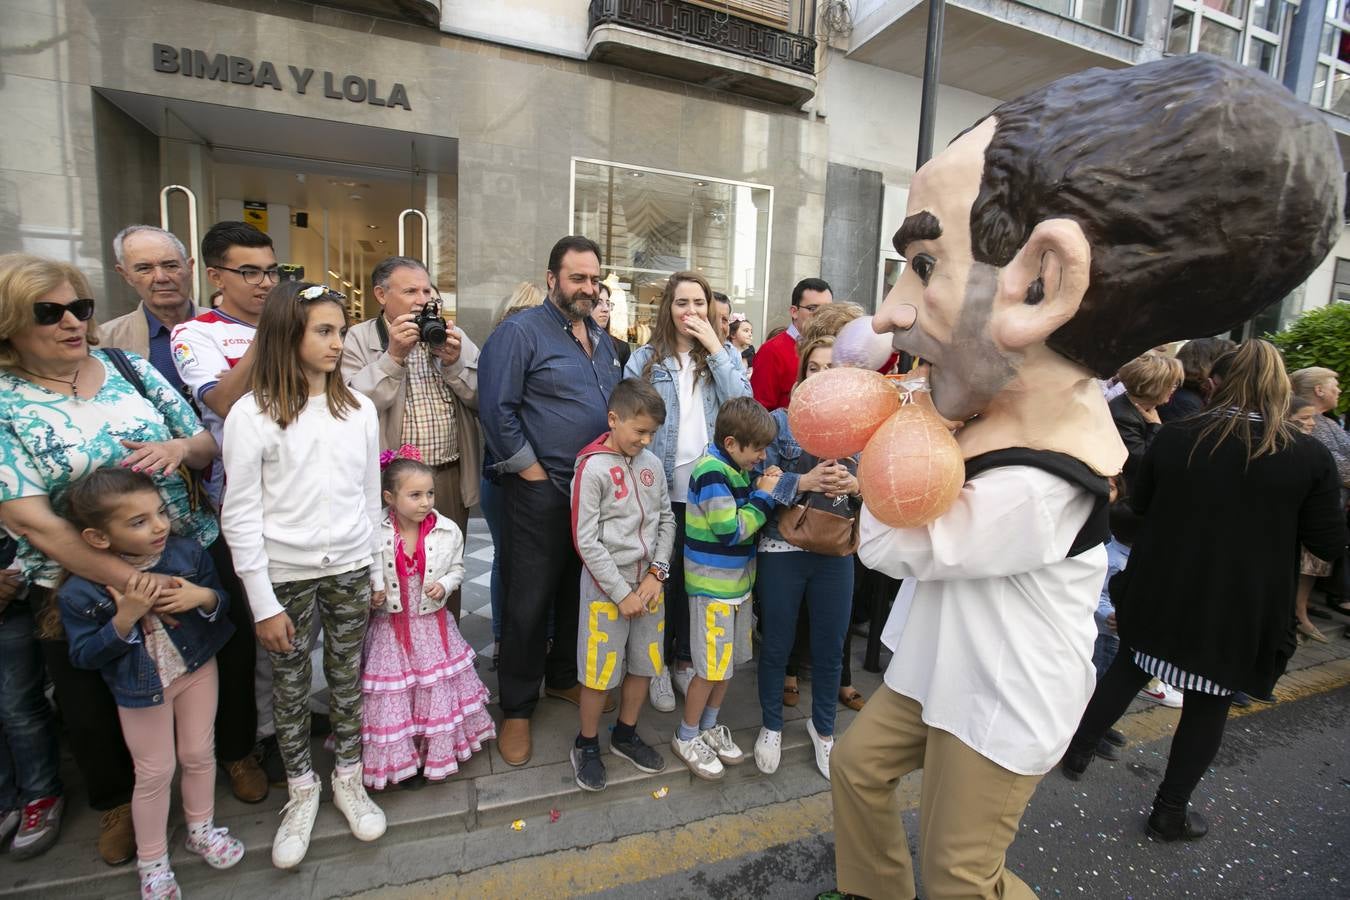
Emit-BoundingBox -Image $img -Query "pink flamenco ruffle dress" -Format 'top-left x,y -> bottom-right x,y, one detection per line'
360,514 -> 496,789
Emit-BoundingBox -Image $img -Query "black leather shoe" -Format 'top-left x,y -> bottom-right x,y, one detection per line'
1095,738 -> 1121,761
1147,795 -> 1208,842
1104,727 -> 1127,747
1060,745 -> 1094,780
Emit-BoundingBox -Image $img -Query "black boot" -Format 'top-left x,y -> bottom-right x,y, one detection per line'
1147,794 -> 1208,842
1104,727 -> 1127,747
1094,737 -> 1121,761
1060,742 -> 1094,780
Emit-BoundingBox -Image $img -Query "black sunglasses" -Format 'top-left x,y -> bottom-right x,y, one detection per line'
34,298 -> 96,327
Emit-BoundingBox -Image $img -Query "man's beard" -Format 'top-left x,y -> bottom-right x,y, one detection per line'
553,285 -> 594,321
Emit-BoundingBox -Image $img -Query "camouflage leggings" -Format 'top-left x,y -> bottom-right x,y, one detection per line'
270,567 -> 371,778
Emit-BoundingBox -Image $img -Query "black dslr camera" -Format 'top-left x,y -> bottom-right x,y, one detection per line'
415,298 -> 448,346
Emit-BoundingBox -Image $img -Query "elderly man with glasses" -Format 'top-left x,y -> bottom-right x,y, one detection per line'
102,225 -> 210,395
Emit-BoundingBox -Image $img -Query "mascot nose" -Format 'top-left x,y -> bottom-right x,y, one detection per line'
876,303 -> 917,333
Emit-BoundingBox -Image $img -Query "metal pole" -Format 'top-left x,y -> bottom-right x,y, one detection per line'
915,0 -> 946,169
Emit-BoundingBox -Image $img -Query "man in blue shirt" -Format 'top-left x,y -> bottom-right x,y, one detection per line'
479,235 -> 621,765
101,225 -> 207,399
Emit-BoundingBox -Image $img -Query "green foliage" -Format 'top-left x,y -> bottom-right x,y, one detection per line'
1265,302 -> 1350,415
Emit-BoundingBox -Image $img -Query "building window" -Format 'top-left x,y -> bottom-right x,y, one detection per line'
571,159 -> 774,343
1169,0 -> 1294,77
1314,0 -> 1350,114
1333,258 -> 1350,304
1023,0 -> 1134,34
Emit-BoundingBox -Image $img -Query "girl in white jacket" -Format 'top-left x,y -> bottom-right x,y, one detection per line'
361,448 -> 496,789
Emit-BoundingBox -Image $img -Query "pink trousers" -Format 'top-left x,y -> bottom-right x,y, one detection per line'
117,658 -> 219,861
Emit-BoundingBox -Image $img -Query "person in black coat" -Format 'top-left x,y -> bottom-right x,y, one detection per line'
1109,353 -> 1182,491
1158,337 -> 1236,422
1061,340 -> 1347,842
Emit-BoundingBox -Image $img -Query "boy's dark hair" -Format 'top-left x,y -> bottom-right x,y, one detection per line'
66,467 -> 160,530
201,220 -> 273,268
382,457 -> 436,496
608,377 -> 666,425
791,278 -> 831,307
712,291 -> 730,306
547,235 -> 602,276
714,396 -> 776,450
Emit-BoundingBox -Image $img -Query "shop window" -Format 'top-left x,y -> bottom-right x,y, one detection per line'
1333,258 -> 1350,304
572,159 -> 773,343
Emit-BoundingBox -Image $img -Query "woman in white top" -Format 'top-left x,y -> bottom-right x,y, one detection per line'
221,281 -> 386,870
624,272 -> 751,711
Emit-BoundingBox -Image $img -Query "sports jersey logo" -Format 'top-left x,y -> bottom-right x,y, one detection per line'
172,342 -> 194,366
640,468 -> 655,487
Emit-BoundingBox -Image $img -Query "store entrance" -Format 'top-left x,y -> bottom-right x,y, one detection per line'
92,89 -> 458,322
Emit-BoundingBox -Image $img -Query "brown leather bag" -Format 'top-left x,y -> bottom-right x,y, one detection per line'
776,498 -> 860,556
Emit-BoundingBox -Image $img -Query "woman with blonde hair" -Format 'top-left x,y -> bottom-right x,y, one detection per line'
625,271 -> 751,715
1289,366 -> 1349,624
1062,340 -> 1346,842
1109,353 -> 1183,489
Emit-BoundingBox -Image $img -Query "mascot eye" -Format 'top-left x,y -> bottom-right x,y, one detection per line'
909,254 -> 935,285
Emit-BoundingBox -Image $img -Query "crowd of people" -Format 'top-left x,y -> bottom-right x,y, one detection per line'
0,220 -> 1347,898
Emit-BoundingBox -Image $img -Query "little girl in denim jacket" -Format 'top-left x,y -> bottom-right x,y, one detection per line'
58,467 -> 242,899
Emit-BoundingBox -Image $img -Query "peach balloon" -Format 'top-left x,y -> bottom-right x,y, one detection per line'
858,403 -> 965,528
788,367 -> 901,459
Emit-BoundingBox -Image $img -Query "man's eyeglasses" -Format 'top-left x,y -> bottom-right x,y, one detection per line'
797,303 -> 827,314
34,298 -> 96,326
213,265 -> 282,286
130,262 -> 184,278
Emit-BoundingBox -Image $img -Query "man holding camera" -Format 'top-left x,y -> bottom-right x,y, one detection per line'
342,256 -> 481,620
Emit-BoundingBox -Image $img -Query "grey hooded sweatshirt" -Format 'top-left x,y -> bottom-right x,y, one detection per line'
570,434 -> 677,604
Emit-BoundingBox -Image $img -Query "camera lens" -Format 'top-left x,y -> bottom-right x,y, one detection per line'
420,318 -> 447,346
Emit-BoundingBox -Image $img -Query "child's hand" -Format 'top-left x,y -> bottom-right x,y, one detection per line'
109,573 -> 158,638
256,612 -> 296,653
763,465 -> 783,478
371,590 -> 386,609
154,577 -> 219,615
618,592 -> 645,620
634,574 -> 663,612
756,473 -> 780,493
424,582 -> 446,602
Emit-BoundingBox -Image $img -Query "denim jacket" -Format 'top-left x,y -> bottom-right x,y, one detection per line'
625,344 -> 752,492
759,407 -> 860,544
58,536 -> 233,708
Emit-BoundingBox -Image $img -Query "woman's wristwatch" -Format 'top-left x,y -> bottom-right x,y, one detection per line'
647,561 -> 670,582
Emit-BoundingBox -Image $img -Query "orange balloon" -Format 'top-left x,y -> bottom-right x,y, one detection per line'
788,368 -> 901,459
858,403 -> 965,528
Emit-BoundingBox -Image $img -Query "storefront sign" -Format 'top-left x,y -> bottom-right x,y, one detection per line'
243,201 -> 268,231
152,44 -> 411,111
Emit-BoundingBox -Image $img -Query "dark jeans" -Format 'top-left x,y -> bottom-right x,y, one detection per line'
0,603 -> 62,808
666,502 -> 691,665
1069,650 -> 1233,805
207,536 -> 258,761
757,551 -> 854,735
498,475 -> 581,718
481,476 -> 505,643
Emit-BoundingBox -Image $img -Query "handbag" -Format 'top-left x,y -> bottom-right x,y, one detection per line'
774,449 -> 860,557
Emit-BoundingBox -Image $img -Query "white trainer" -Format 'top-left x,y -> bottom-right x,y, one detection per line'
671,732 -> 724,781
671,666 -> 695,697
271,778 -> 321,869
700,724 -> 746,765
332,765 -> 387,842
754,727 -> 782,775
806,719 -> 833,781
649,668 -> 676,713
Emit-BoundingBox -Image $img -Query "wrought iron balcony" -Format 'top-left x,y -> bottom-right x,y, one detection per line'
588,0 -> 818,77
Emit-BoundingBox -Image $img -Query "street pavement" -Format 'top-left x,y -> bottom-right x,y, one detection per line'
3,517 -> 1347,899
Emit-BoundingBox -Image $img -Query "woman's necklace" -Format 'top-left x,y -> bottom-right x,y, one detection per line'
13,362 -> 82,398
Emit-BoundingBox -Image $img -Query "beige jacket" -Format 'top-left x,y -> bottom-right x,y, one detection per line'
341,316 -> 482,508
99,301 -> 210,359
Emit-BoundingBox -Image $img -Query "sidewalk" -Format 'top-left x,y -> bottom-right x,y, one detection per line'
2,518 -> 1347,898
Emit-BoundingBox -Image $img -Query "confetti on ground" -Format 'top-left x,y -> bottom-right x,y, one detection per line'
652,786 -> 669,799
510,819 -> 525,831
549,808 -> 561,823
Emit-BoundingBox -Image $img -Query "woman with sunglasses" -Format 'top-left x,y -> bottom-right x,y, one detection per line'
0,253 -> 218,867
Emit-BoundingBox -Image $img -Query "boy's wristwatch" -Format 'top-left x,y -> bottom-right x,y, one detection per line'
648,562 -> 670,582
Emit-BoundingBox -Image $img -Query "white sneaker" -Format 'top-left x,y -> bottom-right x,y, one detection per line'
671,732 -> 724,781
332,765 -> 387,842
1138,678 -> 1184,709
272,778 -> 321,869
754,727 -> 782,775
649,668 -> 676,713
700,724 -> 746,765
671,666 -> 695,697
806,719 -> 833,780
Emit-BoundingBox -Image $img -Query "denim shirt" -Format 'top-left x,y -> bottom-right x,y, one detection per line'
759,407 -> 860,544
479,300 -> 622,495
58,536 -> 233,708
624,344 -> 752,493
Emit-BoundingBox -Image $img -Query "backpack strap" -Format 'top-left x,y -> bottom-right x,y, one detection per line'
103,348 -> 150,399
963,447 -> 1111,558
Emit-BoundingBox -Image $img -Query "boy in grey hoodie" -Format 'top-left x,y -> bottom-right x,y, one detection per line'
569,379 -> 677,791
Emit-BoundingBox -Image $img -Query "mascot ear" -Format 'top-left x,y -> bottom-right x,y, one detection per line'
991,219 -> 1090,352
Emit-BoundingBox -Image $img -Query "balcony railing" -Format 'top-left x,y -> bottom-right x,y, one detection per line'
588,0 -> 818,76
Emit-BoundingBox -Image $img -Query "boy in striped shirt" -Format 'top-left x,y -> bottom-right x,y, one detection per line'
674,397 -> 781,780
